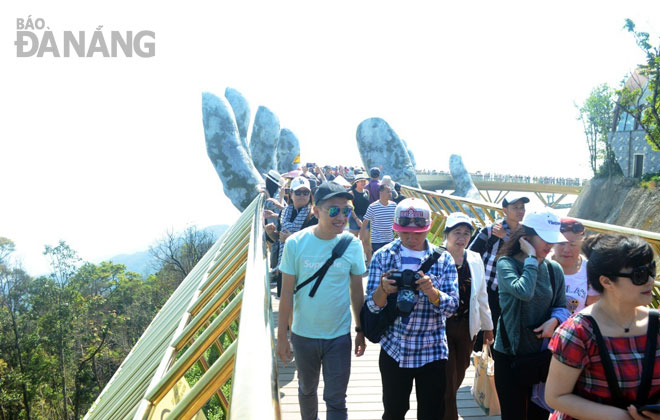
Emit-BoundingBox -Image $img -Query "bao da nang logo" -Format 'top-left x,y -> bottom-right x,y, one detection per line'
15,16 -> 155,58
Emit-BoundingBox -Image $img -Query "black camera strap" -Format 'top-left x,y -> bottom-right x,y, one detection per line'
294,234 -> 353,298
418,246 -> 445,274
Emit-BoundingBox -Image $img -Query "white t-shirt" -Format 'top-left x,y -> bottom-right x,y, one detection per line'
564,258 -> 599,314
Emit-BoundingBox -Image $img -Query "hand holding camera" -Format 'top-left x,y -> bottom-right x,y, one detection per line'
380,270 -> 398,295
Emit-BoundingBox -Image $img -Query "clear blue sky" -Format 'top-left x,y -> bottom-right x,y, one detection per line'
1,0 -> 659,274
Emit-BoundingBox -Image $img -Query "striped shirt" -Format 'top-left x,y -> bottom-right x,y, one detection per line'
365,239 -> 459,368
468,219 -> 511,290
364,201 -> 397,244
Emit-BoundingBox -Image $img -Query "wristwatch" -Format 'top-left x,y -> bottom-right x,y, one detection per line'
355,327 -> 363,333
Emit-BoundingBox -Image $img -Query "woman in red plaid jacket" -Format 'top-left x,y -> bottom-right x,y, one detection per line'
545,234 -> 659,420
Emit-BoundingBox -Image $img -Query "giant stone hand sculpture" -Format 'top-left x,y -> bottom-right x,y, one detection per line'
203,88 -> 303,212
277,128 -> 301,173
224,87 -> 251,154
249,106 -> 280,175
449,154 -> 484,218
356,118 -> 420,188
202,92 -> 263,211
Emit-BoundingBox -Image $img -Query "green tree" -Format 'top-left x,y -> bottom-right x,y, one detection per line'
616,19 -> 660,151
0,238 -> 32,420
43,241 -> 81,420
577,84 -> 616,176
149,226 -> 216,284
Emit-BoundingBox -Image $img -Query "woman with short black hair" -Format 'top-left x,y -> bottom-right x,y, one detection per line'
545,234 -> 660,420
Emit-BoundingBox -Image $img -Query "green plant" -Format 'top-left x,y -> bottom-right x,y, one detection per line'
639,172 -> 660,189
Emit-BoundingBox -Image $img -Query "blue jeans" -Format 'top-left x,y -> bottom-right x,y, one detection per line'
291,333 -> 351,420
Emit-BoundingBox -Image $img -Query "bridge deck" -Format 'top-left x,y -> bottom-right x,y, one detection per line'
272,278 -> 501,420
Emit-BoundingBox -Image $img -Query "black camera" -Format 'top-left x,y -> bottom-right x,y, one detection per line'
386,248 -> 445,318
388,270 -> 421,317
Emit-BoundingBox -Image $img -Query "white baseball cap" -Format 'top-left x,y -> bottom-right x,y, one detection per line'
393,198 -> 432,233
444,212 -> 474,232
522,208 -> 568,244
290,176 -> 311,191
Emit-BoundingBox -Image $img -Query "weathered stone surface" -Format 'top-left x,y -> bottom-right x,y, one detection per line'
249,106 -> 280,175
356,118 -> 419,188
401,138 -> 417,168
202,92 -> 263,211
449,154 -> 484,218
224,87 -> 251,154
277,128 -> 300,173
449,155 -> 480,200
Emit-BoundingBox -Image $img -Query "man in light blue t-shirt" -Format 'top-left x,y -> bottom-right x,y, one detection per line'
277,181 -> 367,420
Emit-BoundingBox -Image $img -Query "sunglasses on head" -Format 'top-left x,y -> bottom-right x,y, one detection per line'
322,206 -> 352,218
294,190 -> 310,196
560,221 -> 585,234
613,261 -> 656,285
396,216 -> 428,228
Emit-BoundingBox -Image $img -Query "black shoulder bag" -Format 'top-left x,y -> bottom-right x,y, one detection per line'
500,260 -> 556,386
293,234 -> 353,298
360,246 -> 446,344
581,309 -> 659,409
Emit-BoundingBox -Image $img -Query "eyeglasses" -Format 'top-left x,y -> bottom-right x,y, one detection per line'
396,216 -> 428,227
613,261 -> 656,285
321,206 -> 352,218
294,190 -> 310,197
560,221 -> 585,234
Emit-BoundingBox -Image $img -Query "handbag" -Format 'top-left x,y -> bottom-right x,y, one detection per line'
472,344 -> 501,416
499,260 -> 556,387
530,339 -> 554,412
359,247 -> 445,344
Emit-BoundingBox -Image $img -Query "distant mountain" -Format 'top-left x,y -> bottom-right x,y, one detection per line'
104,224 -> 230,277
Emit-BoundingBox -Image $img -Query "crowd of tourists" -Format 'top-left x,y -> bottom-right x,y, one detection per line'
416,168 -> 586,186
263,164 -> 658,420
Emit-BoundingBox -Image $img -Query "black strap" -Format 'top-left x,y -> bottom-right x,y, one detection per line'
294,235 -> 353,297
418,246 -> 446,274
583,314 -> 626,405
637,309 -> 659,405
584,310 -> 659,407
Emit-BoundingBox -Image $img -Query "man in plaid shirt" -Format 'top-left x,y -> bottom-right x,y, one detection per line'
468,194 -> 528,347
365,198 -> 458,420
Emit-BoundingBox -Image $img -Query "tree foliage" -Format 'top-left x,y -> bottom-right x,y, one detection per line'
576,84 -> 616,176
0,227 -> 216,419
149,226 -> 216,284
616,19 -> 660,151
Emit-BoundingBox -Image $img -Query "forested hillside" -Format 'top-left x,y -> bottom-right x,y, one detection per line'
0,226 -> 218,419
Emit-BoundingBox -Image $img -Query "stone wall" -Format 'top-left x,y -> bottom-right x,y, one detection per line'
610,131 -> 660,177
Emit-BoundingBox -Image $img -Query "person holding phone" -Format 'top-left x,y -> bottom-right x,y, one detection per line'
545,234 -> 660,420
492,208 -> 568,420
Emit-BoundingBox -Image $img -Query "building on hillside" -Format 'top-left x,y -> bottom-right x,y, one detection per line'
609,71 -> 660,177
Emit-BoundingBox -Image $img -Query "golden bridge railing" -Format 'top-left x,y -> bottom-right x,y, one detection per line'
85,194 -> 280,420
401,185 -> 660,302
